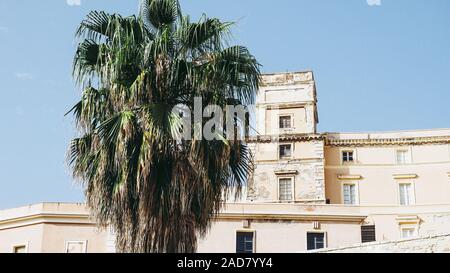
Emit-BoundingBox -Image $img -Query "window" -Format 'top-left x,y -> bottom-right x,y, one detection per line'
65,241 -> 87,253
307,232 -> 325,250
279,144 -> 292,159
401,228 -> 416,239
399,183 -> 414,206
12,245 -> 27,253
342,151 -> 354,163
279,116 -> 292,129
236,232 -> 254,253
396,150 -> 408,164
343,184 -> 357,205
361,225 -> 376,243
278,178 -> 293,202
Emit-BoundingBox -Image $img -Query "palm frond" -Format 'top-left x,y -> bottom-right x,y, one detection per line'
68,0 -> 260,253
140,0 -> 180,29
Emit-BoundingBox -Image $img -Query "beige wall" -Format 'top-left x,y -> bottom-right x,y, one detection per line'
0,223 -> 108,253
0,224 -> 44,253
197,219 -> 362,253
40,223 -> 108,253
325,143 -> 450,205
2,202 -> 450,253
0,203 -> 110,253
256,71 -> 318,136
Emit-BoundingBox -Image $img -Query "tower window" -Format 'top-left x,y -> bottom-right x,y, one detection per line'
278,178 -> 294,202
279,144 -> 292,159
279,116 -> 292,129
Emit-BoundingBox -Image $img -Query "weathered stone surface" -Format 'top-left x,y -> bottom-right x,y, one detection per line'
316,234 -> 450,253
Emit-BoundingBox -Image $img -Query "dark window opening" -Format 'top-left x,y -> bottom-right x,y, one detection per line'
279,116 -> 292,129
307,232 -> 325,250
342,151 -> 354,163
361,225 -> 376,243
236,232 -> 254,253
279,144 -> 292,158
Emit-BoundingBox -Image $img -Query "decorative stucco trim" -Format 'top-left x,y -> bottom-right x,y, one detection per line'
0,213 -> 95,231
337,175 -> 362,181
393,174 -> 418,180
265,103 -> 312,110
396,215 -> 420,225
248,134 -> 450,146
246,134 -> 324,143
325,136 -> 450,147
274,170 -> 298,175
260,71 -> 314,87
217,213 -> 366,223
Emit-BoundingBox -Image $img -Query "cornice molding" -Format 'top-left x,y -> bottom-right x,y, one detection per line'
0,213 -> 95,231
247,134 -> 450,146
217,213 -> 366,223
246,134 -> 324,143
393,174 -> 418,180
260,72 -> 314,87
274,170 -> 298,175
264,102 -> 313,110
338,175 -> 363,181
396,215 -> 420,225
325,136 -> 450,147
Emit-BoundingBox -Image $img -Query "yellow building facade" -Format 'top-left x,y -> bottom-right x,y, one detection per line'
1,71 -> 450,253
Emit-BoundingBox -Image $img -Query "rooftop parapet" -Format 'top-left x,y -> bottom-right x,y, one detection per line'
260,71 -> 315,87
325,128 -> 450,146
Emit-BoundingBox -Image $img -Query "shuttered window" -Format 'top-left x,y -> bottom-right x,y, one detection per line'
307,233 -> 325,250
236,232 -> 254,253
361,225 -> 376,243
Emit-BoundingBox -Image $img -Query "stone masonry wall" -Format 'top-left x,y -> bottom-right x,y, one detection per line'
316,233 -> 450,253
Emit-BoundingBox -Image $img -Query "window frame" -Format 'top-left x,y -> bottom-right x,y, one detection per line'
400,227 -> 418,239
395,149 -> 410,165
342,182 -> 359,205
361,225 -> 376,243
235,230 -> 256,254
341,149 -> 355,165
278,114 -> 293,130
306,231 -> 327,251
65,240 -> 88,253
278,176 -> 295,202
397,181 -> 416,206
279,143 -> 293,159
11,242 -> 28,253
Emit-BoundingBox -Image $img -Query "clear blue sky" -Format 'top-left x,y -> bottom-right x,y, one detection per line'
0,0 -> 449,209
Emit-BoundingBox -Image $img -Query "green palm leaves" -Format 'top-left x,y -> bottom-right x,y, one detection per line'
68,0 -> 260,253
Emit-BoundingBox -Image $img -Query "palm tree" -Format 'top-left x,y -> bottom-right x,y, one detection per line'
67,0 -> 260,253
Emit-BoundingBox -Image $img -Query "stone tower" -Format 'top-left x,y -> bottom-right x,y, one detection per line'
247,71 -> 326,204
